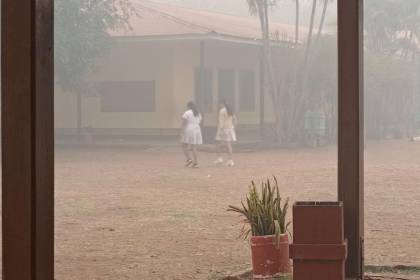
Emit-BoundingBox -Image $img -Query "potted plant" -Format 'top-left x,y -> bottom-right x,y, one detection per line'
228,177 -> 292,279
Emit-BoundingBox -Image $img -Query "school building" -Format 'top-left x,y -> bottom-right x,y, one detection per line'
55,0 -> 301,138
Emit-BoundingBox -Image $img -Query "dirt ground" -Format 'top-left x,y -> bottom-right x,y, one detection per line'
51,140 -> 420,279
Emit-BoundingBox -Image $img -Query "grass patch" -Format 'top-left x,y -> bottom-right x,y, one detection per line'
216,266 -> 420,280
218,270 -> 292,280
366,265 -> 420,275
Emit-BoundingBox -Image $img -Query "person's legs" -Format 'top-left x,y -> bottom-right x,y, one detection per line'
226,141 -> 233,160
214,141 -> 224,163
182,143 -> 192,164
225,141 -> 234,166
191,144 -> 198,167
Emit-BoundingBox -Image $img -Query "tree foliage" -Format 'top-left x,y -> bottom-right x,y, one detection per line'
365,0 -> 420,58
246,0 -> 334,143
55,0 -> 136,93
365,0 -> 420,138
246,0 -> 279,15
249,0 -> 420,141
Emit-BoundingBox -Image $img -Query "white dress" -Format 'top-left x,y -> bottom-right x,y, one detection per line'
215,127 -> 237,142
215,108 -> 237,142
180,110 -> 203,145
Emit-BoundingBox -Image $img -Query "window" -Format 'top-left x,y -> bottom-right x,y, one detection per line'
195,68 -> 213,113
98,81 -> 156,112
239,70 -> 255,112
218,69 -> 235,109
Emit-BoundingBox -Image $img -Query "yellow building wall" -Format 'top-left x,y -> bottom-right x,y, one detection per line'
55,41 -> 176,130
55,39 -> 275,132
172,41 -> 197,129
205,41 -> 262,127
86,41 -> 175,129
172,40 -> 275,128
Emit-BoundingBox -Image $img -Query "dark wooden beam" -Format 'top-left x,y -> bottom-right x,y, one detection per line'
337,0 -> 364,279
2,0 -> 54,279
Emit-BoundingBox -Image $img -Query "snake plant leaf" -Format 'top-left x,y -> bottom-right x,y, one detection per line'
228,176 -> 291,239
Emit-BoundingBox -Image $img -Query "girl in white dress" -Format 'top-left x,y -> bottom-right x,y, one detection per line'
214,101 -> 237,166
181,101 -> 203,168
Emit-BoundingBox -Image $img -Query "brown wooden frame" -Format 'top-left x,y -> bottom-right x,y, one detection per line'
338,0 -> 364,279
2,0 -> 54,279
1,0 -> 363,279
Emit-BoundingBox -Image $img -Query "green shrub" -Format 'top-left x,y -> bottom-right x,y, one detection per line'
228,177 -> 290,241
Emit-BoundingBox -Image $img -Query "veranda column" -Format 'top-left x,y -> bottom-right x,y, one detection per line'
337,0 -> 364,279
259,46 -> 265,139
199,40 -> 207,142
2,0 -> 54,279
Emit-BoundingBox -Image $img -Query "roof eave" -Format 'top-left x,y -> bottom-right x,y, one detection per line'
112,32 -> 294,47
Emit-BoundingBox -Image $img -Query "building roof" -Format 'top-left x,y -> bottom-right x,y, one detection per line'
111,0 -> 306,43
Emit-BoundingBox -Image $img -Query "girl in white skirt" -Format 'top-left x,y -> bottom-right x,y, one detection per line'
214,101 -> 237,166
181,101 -> 203,168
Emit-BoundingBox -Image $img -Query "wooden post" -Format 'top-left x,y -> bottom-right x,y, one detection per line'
337,0 -> 364,279
2,0 -> 54,279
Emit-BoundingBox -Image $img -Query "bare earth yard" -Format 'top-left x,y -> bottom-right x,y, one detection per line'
53,140 -> 420,279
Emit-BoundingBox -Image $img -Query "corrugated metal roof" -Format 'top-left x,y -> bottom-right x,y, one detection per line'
111,0 -> 305,42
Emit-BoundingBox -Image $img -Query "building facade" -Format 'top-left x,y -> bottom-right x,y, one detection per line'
55,0 -> 298,137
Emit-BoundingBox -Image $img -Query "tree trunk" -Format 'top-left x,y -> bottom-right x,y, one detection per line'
257,1 -> 282,141
315,0 -> 328,45
304,0 -> 318,65
290,0 -> 318,142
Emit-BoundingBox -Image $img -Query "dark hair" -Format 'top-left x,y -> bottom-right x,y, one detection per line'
224,102 -> 234,117
187,101 -> 199,117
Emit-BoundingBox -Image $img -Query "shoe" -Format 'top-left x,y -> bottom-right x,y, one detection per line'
213,158 -> 224,164
191,163 -> 199,168
225,160 -> 235,167
185,159 -> 193,167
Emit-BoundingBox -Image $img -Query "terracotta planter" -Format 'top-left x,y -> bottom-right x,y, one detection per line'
251,234 -> 292,279
289,201 -> 347,280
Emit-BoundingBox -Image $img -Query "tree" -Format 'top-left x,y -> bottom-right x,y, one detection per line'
297,0 -> 334,124
248,0 -> 420,142
365,0 -> 420,58
294,0 -> 300,46
306,35 -> 337,142
247,0 -> 282,139
315,0 -> 333,45
365,52 -> 416,139
246,0 -> 330,142
293,0 -> 319,136
364,0 -> 420,139
303,0 -> 317,65
55,0 -> 136,133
